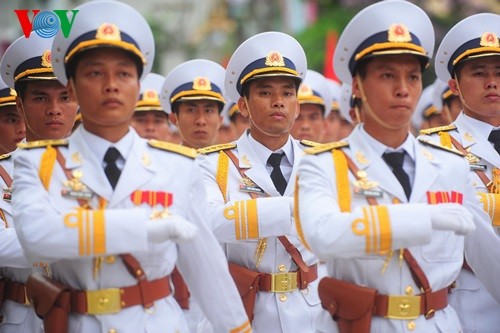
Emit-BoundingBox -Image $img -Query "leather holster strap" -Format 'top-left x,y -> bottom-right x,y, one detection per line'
4,280 -> 29,305
0,165 -> 13,188
259,264 -> 318,292
373,287 -> 448,318
71,276 -> 171,314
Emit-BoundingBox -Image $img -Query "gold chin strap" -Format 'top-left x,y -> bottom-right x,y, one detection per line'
453,73 -> 475,116
355,76 -> 401,131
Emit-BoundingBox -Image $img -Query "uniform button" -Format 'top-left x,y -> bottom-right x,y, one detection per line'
278,264 -> 286,272
301,288 -> 309,295
405,285 -> 414,295
407,321 -> 416,330
108,329 -> 117,333
105,256 -> 116,264
279,294 -> 287,302
450,281 -> 457,289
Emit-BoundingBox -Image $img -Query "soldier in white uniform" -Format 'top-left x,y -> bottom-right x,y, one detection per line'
0,78 -> 24,155
291,69 -> 332,143
419,13 -> 500,333
11,1 -> 251,333
296,1 -> 500,332
161,59 -> 225,150
197,31 -> 324,333
131,73 -> 172,142
0,34 -> 79,333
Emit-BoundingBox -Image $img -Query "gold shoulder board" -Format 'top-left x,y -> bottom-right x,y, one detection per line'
0,153 -> 12,161
304,141 -> 349,155
197,142 -> 237,155
300,139 -> 322,147
148,139 -> 197,159
17,139 -> 69,150
419,124 -> 457,135
418,138 -> 464,156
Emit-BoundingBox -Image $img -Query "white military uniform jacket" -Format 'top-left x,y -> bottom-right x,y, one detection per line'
0,153 -> 42,333
11,127 -> 250,333
198,131 -> 323,333
420,112 -> 500,332
297,125 -> 500,333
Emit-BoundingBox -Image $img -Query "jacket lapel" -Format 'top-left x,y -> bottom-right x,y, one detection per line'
410,144 -> 439,203
66,130 -> 111,200
109,135 -> 156,206
236,134 -> 280,196
454,114 -> 500,167
282,140 -> 303,196
348,128 -> 407,203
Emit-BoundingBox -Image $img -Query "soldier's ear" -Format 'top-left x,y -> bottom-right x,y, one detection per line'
448,79 -> 459,96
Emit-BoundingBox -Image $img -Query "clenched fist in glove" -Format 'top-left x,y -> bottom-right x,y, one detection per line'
147,215 -> 199,243
429,203 -> 476,236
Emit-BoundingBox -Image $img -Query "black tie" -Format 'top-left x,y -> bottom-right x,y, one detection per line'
488,129 -> 500,155
104,147 -> 122,189
267,152 -> 287,195
382,151 -> 411,200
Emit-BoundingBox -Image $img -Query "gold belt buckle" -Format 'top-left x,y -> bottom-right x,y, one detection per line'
270,272 -> 297,292
86,288 -> 122,315
386,295 -> 421,319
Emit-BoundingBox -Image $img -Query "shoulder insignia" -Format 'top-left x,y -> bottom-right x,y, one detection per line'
304,141 -> 349,155
148,139 -> 197,159
197,142 -> 237,155
419,124 -> 456,135
417,138 -> 464,157
299,139 -> 322,147
17,139 -> 68,150
0,153 -> 11,161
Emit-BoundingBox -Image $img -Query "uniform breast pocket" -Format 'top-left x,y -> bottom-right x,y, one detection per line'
420,231 -> 463,262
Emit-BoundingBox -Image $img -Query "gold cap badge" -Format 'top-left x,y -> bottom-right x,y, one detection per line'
95,23 -> 121,41
298,84 -> 313,97
193,76 -> 211,91
143,89 -> 158,102
388,23 -> 412,43
265,51 -> 285,67
41,50 -> 52,68
480,32 -> 499,48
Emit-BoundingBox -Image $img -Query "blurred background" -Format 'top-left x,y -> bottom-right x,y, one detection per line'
1,0 -> 499,85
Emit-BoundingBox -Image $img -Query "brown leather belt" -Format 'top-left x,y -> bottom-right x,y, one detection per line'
259,264 -> 317,292
373,287 -> 448,319
4,280 -> 30,305
71,276 -> 171,315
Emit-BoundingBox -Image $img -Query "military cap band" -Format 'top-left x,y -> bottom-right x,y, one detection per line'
170,82 -> 225,104
449,36 -> 500,73
350,30 -> 426,74
64,29 -> 145,66
237,56 -> 299,95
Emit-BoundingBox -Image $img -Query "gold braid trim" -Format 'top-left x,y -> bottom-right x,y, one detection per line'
332,149 -> 350,212
453,46 -> 500,66
355,42 -> 425,61
0,209 -> 8,227
39,145 -> 57,190
14,68 -> 53,82
216,151 -> 230,203
438,131 -> 452,149
294,175 -> 312,252
240,67 -> 298,85
490,168 -> 500,194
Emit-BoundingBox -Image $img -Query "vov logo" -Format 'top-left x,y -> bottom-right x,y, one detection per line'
14,10 -> 79,38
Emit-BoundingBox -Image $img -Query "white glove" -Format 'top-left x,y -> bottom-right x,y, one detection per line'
147,215 -> 198,243
428,203 -> 476,236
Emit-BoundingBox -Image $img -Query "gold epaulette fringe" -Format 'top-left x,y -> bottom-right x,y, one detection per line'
148,139 -> 197,159
419,124 -> 456,135
304,141 -> 349,155
197,142 -> 237,155
18,139 -> 68,150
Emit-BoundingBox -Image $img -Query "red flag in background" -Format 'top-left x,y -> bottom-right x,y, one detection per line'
324,30 -> 339,83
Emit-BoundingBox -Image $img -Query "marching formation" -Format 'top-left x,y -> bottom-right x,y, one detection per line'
0,0 -> 498,333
